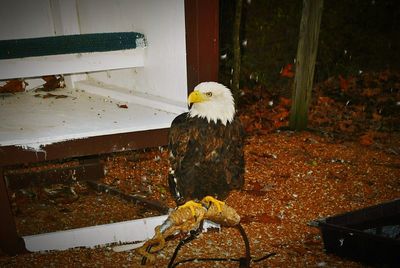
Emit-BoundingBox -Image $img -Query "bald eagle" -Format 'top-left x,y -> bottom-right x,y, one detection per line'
168,82 -> 245,210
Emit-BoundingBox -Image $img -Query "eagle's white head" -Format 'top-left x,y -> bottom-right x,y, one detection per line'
188,82 -> 235,125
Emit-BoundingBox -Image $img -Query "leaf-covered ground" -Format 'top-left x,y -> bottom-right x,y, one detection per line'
1,71 -> 399,267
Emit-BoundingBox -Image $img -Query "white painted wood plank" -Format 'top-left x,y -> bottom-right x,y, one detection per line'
49,0 -> 88,88
23,215 -> 168,252
112,242 -> 145,252
0,87 -> 178,148
22,216 -> 221,252
74,80 -> 187,115
77,0 -> 188,105
49,0 -> 81,36
0,49 -> 145,80
0,0 -> 55,40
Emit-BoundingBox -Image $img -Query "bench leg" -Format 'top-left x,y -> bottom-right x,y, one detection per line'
0,167 -> 27,255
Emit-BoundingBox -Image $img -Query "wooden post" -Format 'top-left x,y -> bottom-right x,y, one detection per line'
185,0 -> 219,91
289,0 -> 323,130
0,168 -> 27,255
232,0 -> 243,100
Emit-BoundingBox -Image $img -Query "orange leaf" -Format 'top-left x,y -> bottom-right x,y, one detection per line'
250,181 -> 263,191
338,120 -> 355,133
254,122 -> 262,129
271,110 -> 289,121
338,75 -> 349,91
0,79 -> 26,93
359,133 -> 374,146
42,75 -> 56,82
361,88 -> 381,97
273,121 -> 287,129
279,97 -> 292,106
372,112 -> 382,121
378,70 -> 389,81
257,213 -> 282,224
41,75 -> 65,91
318,96 -> 333,104
280,64 -> 295,78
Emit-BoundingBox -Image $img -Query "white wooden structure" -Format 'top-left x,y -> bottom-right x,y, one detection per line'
0,0 -> 220,255
0,0 -> 188,150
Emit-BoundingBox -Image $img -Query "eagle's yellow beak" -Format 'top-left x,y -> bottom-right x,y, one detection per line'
188,90 -> 206,104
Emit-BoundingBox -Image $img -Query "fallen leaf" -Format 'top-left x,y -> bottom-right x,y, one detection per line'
338,120 -> 355,133
273,120 -> 287,129
279,97 -> 292,107
318,96 -> 333,104
0,79 -> 26,93
372,112 -> 382,121
35,93 -> 68,99
257,213 -> 282,224
55,94 -> 68,99
378,70 -> 389,81
361,88 -> 381,97
359,132 -> 374,146
249,181 -> 263,191
39,75 -> 65,92
338,75 -> 349,91
44,93 -> 68,99
271,110 -> 289,121
280,63 -> 295,78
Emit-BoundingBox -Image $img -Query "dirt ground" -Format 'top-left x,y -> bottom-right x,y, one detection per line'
1,71 -> 399,267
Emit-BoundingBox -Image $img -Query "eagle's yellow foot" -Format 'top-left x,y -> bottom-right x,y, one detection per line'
201,196 -> 225,212
177,200 -> 203,216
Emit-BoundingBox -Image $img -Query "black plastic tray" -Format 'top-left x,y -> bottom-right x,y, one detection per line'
313,199 -> 400,267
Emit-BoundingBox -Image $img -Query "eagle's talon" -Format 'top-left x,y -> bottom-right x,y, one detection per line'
201,196 -> 225,213
177,200 -> 203,216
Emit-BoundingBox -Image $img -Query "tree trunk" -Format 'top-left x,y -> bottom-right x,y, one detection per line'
289,0 -> 324,130
232,0 -> 243,101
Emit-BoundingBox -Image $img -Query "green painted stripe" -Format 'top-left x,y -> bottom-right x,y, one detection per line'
0,32 -> 146,60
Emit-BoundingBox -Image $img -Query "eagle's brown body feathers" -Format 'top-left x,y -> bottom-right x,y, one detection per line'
168,112 -> 245,205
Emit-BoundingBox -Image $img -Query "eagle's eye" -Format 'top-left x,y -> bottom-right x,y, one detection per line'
205,92 -> 213,97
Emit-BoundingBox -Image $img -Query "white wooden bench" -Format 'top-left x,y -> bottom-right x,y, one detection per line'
0,31 -> 186,149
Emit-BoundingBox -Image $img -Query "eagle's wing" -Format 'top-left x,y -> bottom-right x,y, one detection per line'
221,116 -> 245,190
168,113 -> 191,204
168,113 -> 245,204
